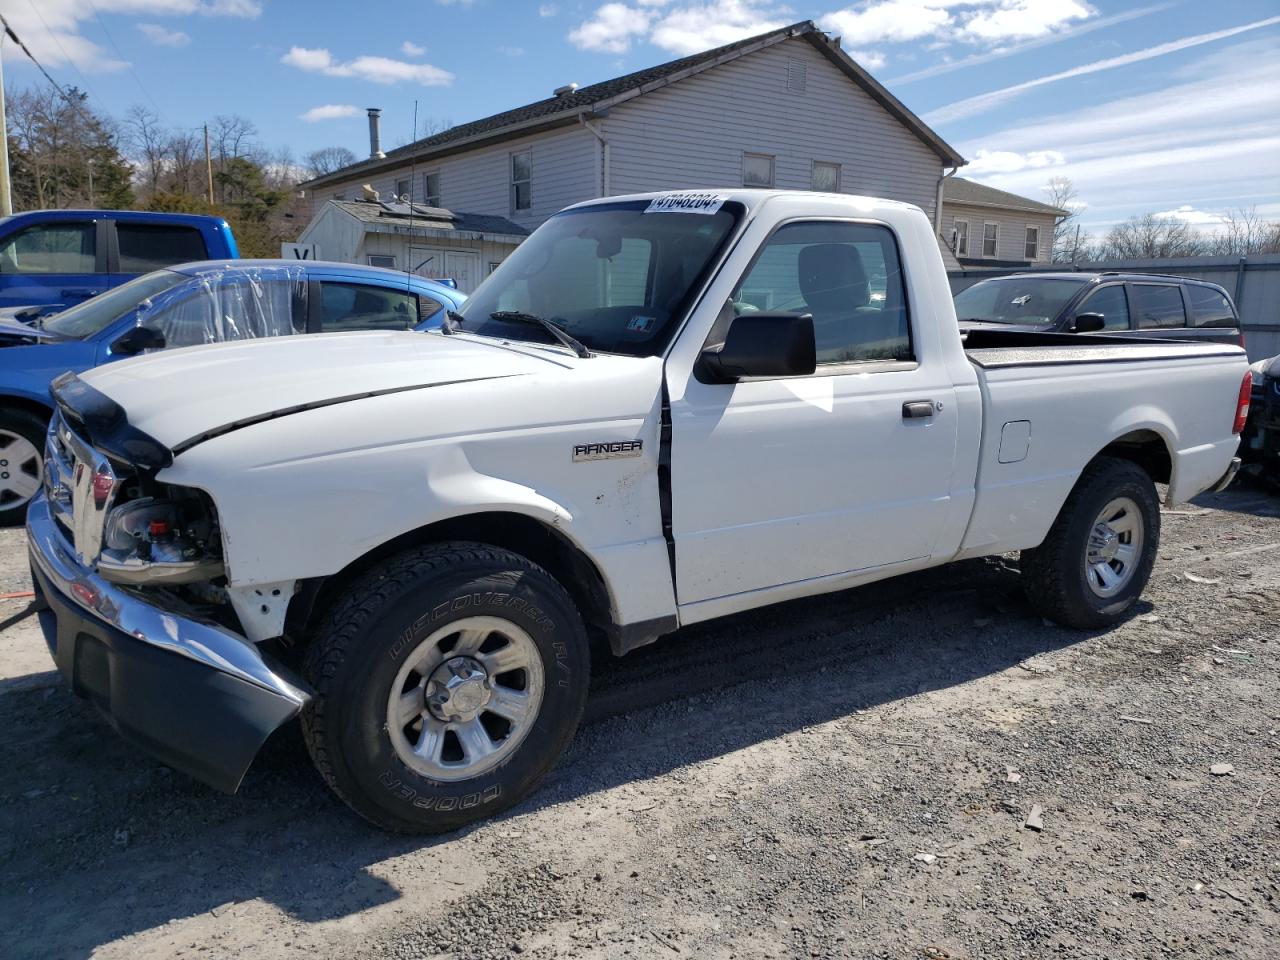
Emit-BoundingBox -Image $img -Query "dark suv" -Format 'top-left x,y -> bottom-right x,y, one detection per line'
953,272 -> 1243,346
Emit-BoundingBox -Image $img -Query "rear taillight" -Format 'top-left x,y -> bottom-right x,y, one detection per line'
1238,329 -> 1247,350
1233,371 -> 1252,435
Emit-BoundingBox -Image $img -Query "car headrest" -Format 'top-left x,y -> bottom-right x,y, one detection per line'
798,243 -> 869,313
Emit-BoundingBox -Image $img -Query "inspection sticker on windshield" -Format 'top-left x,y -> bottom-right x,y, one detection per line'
645,192 -> 727,215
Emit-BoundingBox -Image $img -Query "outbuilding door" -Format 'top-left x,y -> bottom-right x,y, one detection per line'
409,246 -> 480,293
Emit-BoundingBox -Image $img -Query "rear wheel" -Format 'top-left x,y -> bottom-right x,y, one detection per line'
0,408 -> 47,527
1021,457 -> 1160,629
301,543 -> 590,833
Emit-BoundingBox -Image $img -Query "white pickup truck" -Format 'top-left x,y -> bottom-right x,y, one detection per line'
29,190 -> 1251,832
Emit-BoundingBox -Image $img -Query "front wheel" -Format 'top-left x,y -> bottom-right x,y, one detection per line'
0,407 -> 48,527
301,543 -> 590,833
1021,457 -> 1161,629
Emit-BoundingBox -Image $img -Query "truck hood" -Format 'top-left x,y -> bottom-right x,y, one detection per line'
0,315 -> 65,345
80,330 -> 577,450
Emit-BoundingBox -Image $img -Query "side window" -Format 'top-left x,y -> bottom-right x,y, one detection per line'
395,177 -> 411,201
145,277 -> 301,347
117,224 -> 208,272
733,221 -> 911,366
319,282 -> 419,331
743,152 -> 775,188
510,150 -> 531,212
423,172 -> 441,207
417,294 -> 445,323
1077,285 -> 1130,330
812,161 -> 840,192
1187,285 -> 1236,327
953,220 -> 969,257
982,223 -> 998,258
1023,225 -> 1039,261
0,222 -> 96,274
1131,283 -> 1186,328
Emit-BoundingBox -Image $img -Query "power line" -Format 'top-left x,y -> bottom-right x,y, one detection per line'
0,11 -> 75,99
83,0 -> 165,119
22,0 -> 101,103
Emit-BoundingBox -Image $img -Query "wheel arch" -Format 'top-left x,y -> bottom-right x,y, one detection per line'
286,510 -> 626,657
0,393 -> 55,425
1091,427 -> 1173,487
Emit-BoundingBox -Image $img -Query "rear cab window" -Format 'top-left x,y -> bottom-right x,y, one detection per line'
319,282 -> 420,331
1130,284 -> 1186,329
116,223 -> 209,271
1186,285 -> 1236,327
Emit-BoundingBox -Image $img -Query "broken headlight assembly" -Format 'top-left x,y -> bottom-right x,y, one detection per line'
96,488 -> 224,586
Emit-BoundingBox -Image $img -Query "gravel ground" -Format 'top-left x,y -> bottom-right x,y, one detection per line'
0,484 -> 1277,959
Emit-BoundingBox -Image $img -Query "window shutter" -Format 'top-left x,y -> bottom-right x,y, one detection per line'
786,58 -> 807,93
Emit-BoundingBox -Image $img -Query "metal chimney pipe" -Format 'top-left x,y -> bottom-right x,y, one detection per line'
367,107 -> 385,159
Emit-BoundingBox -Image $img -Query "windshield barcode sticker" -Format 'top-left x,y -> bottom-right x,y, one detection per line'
645,192 -> 727,215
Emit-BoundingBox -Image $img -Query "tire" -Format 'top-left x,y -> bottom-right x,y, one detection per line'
300,542 -> 590,833
0,407 -> 48,527
1020,456 -> 1160,630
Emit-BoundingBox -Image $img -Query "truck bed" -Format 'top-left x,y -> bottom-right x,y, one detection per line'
962,328 -> 1243,369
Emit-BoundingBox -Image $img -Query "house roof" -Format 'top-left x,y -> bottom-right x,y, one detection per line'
300,20 -> 963,190
944,177 -> 1068,217
329,200 -> 530,240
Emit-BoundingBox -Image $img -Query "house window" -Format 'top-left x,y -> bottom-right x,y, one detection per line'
982,222 -> 999,258
395,178 -> 411,201
953,219 -> 969,257
367,254 -> 397,269
488,261 -> 503,275
423,172 -> 441,207
743,152 -> 775,188
511,150 -> 532,212
812,161 -> 840,192
1024,225 -> 1040,261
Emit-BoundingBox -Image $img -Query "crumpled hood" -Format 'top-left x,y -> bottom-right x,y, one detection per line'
0,314 -> 63,345
80,330 -> 574,449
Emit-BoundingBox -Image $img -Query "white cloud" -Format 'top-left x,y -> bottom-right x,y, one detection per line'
887,3 -> 1173,85
401,40 -> 426,56
965,148 -> 1065,176
957,41 -> 1280,232
498,45 -> 526,56
961,0 -> 1092,42
0,0 -> 258,73
539,3 -> 559,15
300,104 -> 362,122
852,48 -> 886,70
924,15 -> 1280,125
569,3 -> 654,53
649,0 -> 786,55
281,47 -> 455,85
1154,205 -> 1228,227
137,23 -> 191,46
569,0 -> 785,56
823,2 -> 951,46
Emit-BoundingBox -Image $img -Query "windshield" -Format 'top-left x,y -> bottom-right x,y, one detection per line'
44,269 -> 190,339
954,277 -> 1087,325
455,198 -> 743,357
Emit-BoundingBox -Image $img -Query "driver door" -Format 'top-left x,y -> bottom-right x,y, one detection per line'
668,219 -> 960,606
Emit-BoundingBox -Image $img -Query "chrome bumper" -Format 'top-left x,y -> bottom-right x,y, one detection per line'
1212,456 -> 1242,493
28,493 -> 312,792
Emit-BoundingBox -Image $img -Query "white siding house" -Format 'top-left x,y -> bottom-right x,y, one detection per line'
940,178 -> 1067,268
298,20 -> 965,273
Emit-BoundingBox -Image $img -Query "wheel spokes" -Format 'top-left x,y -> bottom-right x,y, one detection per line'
452,717 -> 497,762
1113,543 -> 1138,567
1091,562 -> 1121,591
486,686 -> 533,723
477,641 -> 527,676
450,626 -> 489,656
1108,510 -> 1137,535
396,687 -> 426,726
413,718 -> 447,764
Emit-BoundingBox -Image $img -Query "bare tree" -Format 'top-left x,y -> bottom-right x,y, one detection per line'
124,105 -> 167,196
1098,213 -> 1207,260
304,146 -> 358,178
1209,207 -> 1280,256
1043,176 -> 1087,263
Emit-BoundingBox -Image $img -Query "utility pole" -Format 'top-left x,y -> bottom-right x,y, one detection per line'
0,34 -> 12,216
203,123 -> 214,205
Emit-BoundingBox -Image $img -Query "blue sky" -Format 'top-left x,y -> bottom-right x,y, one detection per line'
2,0 -> 1277,234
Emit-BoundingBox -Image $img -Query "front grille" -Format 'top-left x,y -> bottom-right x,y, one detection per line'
43,413 -> 124,565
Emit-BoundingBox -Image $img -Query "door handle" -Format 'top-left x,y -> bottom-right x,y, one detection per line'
902,400 -> 935,420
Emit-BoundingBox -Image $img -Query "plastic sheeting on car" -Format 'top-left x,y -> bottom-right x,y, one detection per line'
135,266 -> 306,349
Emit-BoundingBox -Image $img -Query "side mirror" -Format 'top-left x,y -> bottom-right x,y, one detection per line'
112,325 -> 166,355
1071,312 -> 1106,333
699,311 -> 816,382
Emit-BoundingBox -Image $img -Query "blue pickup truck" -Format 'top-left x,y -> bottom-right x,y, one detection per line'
0,210 -> 238,316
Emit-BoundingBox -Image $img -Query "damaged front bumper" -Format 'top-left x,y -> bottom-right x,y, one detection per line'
28,493 -> 312,793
